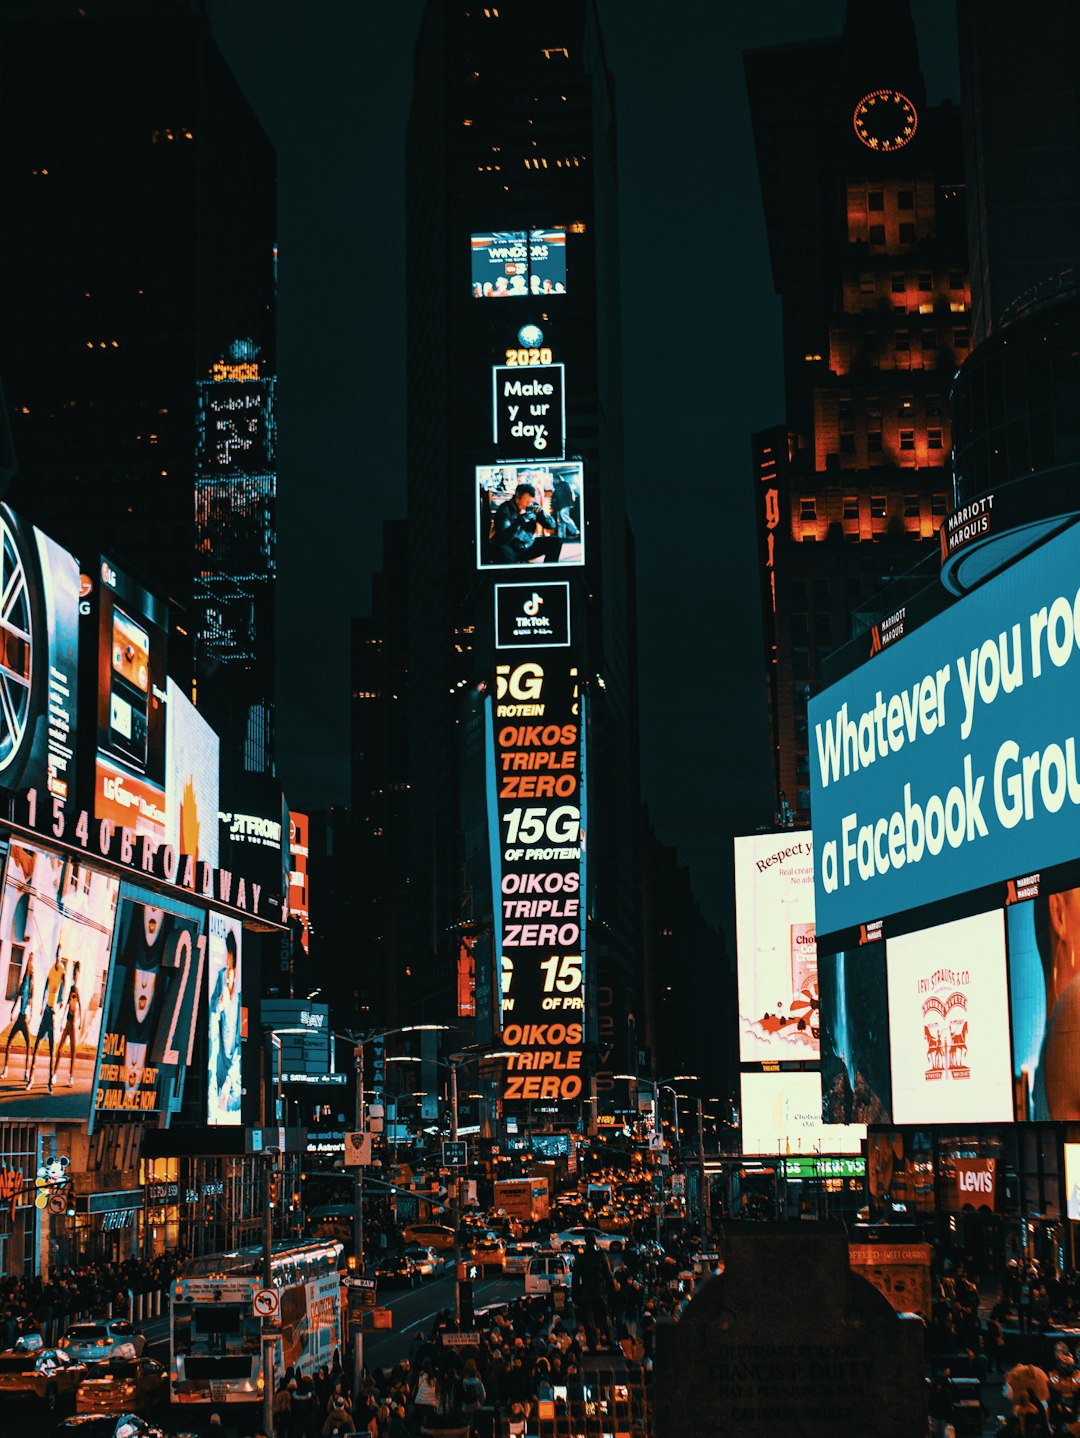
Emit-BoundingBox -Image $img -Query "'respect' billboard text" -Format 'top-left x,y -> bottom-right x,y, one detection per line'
734,833 -> 819,1062
810,519 -> 1080,939
486,659 -> 585,1102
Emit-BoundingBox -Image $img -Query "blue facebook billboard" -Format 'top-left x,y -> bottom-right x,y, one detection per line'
810,519 -> 1080,939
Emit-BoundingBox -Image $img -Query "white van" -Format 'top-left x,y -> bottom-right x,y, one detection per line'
525,1252 -> 573,1295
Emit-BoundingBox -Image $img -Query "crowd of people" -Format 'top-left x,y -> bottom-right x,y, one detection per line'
0,1250 -> 185,1347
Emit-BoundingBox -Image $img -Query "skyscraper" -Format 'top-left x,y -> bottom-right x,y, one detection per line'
0,1 -> 276,708
398,0 -> 641,1120
745,0 -> 969,822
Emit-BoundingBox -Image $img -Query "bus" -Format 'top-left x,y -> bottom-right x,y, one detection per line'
170,1240 -> 343,1409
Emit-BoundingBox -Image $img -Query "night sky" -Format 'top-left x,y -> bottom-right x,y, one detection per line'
207,1 -> 959,936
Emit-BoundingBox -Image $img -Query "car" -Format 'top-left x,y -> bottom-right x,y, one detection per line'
59,1321 -> 145,1363
551,1226 -> 624,1254
75,1357 -> 169,1416
471,1235 -> 506,1271
401,1245 -> 445,1279
503,1241 -> 538,1276
52,1416 -> 166,1438
524,1253 -> 573,1296
400,1222 -> 456,1251
374,1252 -> 422,1287
0,1346 -> 88,1410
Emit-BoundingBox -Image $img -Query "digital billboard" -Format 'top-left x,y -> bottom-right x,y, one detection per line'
492,363 -> 565,459
487,659 -> 585,1102
0,842 -> 118,1119
206,911 -> 242,1125
93,560 -> 168,847
739,1070 -> 864,1157
261,999 -> 330,1077
1007,878 -> 1080,1120
94,893 -> 205,1121
470,229 -> 566,298
0,507 -> 80,806
218,772 -> 287,912
734,833 -> 819,1061
886,909 -> 1012,1124
810,518 -> 1080,939
1066,1143 -> 1080,1220
477,462 -> 584,571
288,812 -> 310,955
818,940 -> 892,1124
165,679 -> 219,870
495,582 -> 571,650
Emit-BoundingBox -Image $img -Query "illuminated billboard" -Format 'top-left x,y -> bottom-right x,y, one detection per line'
739,1070 -> 864,1157
810,519 -> 1080,940
94,893 -> 205,1121
1066,1144 -> 1080,1220
0,507 -> 80,806
470,229 -> 566,298
206,911 -> 242,1126
818,940 -> 892,1124
1007,877 -> 1080,1120
288,812 -> 310,955
495,582 -> 571,650
886,910 -> 1012,1124
734,833 -> 819,1061
261,1000 -> 330,1077
93,561 -> 168,847
0,842 -> 118,1119
492,364 -> 565,459
487,659 -> 585,1102
477,462 -> 584,571
165,679 -> 219,869
219,772 -> 287,912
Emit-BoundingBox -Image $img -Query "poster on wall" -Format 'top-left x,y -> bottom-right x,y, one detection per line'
206,911 -> 242,1126
740,1070 -> 865,1156
476,462 -> 584,571
0,842 -> 118,1119
0,507 -> 80,806
1008,879 -> 1080,1120
93,894 -> 205,1122
818,941 -> 892,1124
734,833 -> 819,1062
886,909 -> 1013,1124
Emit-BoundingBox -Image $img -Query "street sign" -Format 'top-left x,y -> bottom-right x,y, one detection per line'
441,1331 -> 480,1348
253,1288 -> 280,1320
442,1140 -> 468,1167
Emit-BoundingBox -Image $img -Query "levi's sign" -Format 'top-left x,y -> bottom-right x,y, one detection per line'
810,520 -> 1080,937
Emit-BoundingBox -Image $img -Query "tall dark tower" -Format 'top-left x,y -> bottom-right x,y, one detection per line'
403,0 -> 639,1124
0,1 -> 276,701
745,0 -> 968,823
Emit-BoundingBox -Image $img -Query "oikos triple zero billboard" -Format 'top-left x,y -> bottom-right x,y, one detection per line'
487,658 -> 585,1102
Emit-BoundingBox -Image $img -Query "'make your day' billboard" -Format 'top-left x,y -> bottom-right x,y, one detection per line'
810,520 -> 1080,938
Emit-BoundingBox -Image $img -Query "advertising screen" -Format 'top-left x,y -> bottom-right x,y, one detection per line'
0,507 -> 80,806
218,772 -> 287,911
477,462 -> 584,571
94,893 -> 205,1121
734,833 -> 819,1061
487,659 -> 585,1103
495,582 -> 571,650
206,911 -> 242,1125
165,679 -> 219,869
470,229 -> 566,298
810,518 -> 1080,940
739,1070 -> 864,1157
288,812 -> 310,955
1007,879 -> 1080,1120
818,940 -> 892,1124
0,842 -> 118,1119
93,561 -> 168,847
260,1000 -> 330,1077
492,363 -> 565,459
886,910 -> 1012,1124
1066,1143 -> 1080,1220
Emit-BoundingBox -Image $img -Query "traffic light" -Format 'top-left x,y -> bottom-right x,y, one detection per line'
459,1279 -> 475,1328
268,1175 -> 279,1209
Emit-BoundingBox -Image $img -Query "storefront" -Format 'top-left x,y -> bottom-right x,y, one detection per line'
0,1123 -> 40,1276
70,1189 -> 144,1264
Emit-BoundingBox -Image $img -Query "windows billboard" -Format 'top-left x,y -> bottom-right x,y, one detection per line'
734,834 -> 819,1062
809,519 -> 1080,940
471,229 -> 566,298
477,462 -> 584,571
